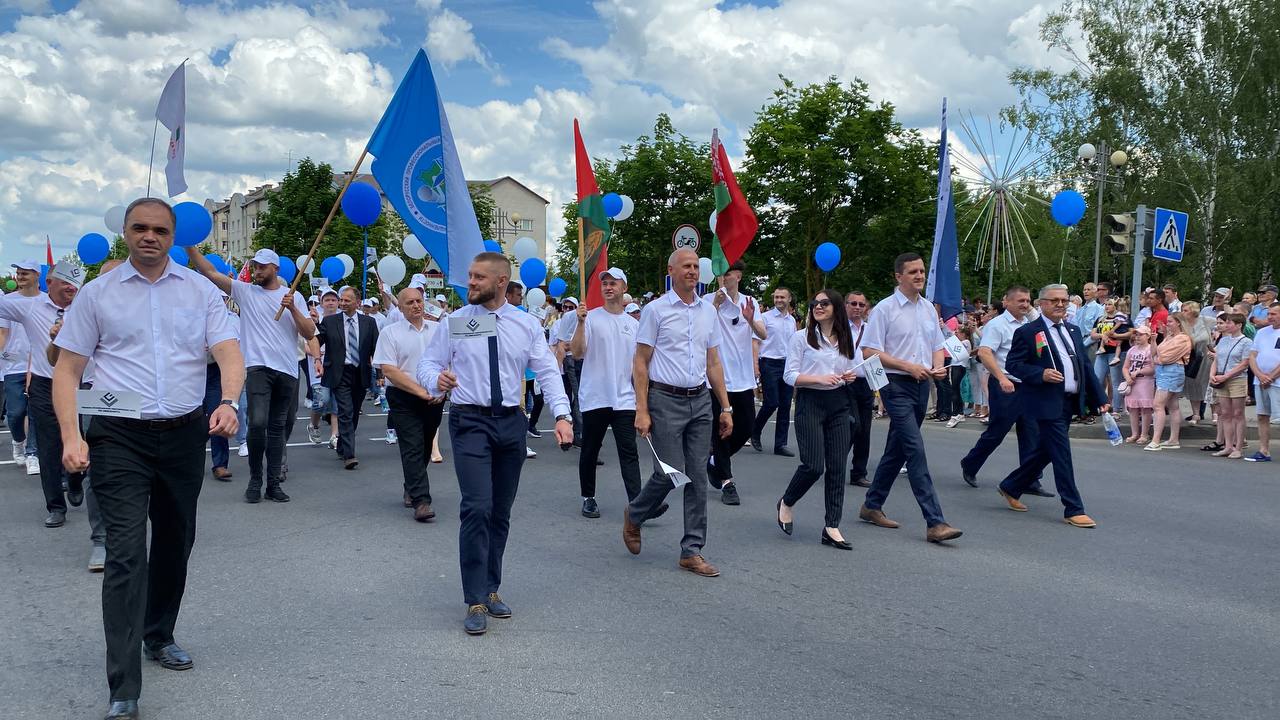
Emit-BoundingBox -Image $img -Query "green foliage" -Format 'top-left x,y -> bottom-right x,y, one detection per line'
468,182 -> 497,241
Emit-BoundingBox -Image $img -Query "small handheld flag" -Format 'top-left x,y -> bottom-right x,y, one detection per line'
155,61 -> 188,197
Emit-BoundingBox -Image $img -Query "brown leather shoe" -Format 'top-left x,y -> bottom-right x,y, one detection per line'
212,467 -> 232,481
414,501 -> 436,522
997,487 -> 1028,512
344,457 -> 359,470
622,510 -> 641,555
926,523 -> 963,543
858,504 -> 900,529
678,555 -> 720,577
403,491 -> 413,508
1064,514 -> 1097,528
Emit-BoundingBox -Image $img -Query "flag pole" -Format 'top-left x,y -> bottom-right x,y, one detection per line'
577,217 -> 585,298
145,119 -> 159,198
274,146 -> 369,319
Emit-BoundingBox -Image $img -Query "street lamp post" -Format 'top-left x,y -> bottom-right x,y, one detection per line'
1078,141 -> 1129,284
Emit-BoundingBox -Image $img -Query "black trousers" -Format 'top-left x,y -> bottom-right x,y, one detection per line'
783,388 -> 852,527
245,366 -> 295,489
450,408 -> 526,605
562,358 -> 583,443
999,394 -> 1087,518
579,407 -> 642,500
709,388 -> 756,485
387,387 -> 444,504
334,365 -> 364,461
752,356 -> 793,449
847,378 -> 874,479
961,376 -> 1040,477
28,375 -> 84,513
87,411 -> 206,702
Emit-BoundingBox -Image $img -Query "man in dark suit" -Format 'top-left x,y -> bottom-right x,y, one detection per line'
997,283 -> 1108,528
317,287 -> 379,469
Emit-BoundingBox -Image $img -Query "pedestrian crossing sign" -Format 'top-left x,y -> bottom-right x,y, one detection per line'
1151,207 -> 1188,262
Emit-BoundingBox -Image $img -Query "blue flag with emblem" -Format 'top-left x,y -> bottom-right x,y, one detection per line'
367,50 -> 485,295
926,98 -> 963,321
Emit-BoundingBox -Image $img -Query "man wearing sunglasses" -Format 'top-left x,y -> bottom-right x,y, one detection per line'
844,291 -> 875,487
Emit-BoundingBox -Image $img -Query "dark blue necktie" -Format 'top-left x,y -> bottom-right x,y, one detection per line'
488,314 -> 502,411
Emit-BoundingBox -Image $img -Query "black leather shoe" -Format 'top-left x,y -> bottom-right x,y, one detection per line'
67,488 -> 84,507
849,475 -> 871,488
720,482 -> 741,506
821,529 -> 853,550
244,486 -> 261,504
464,604 -> 488,635
105,699 -> 139,719
776,498 -> 792,536
774,447 -> 795,458
581,498 -> 600,518
45,511 -> 66,528
962,469 -> 979,488
145,642 -> 193,671
264,486 -> 290,503
750,436 -> 763,452
485,592 -> 512,618
1024,485 -> 1056,498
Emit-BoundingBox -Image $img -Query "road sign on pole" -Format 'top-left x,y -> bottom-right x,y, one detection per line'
672,224 -> 701,252
1151,207 -> 1188,262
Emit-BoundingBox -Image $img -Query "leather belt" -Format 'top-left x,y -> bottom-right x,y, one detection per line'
451,404 -> 521,417
649,381 -> 706,397
111,408 -> 203,431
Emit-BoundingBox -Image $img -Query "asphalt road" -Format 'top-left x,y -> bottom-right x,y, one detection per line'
1,402 -> 1278,719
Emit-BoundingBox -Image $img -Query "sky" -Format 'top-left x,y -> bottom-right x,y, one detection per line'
0,0 -> 1074,267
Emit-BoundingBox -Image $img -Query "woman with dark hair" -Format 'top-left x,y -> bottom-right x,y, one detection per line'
776,289 -> 858,550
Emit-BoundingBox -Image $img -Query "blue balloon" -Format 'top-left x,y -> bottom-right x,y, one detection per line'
173,201 -> 213,247
204,253 -> 228,274
77,232 -> 111,264
278,256 -> 297,283
484,239 -> 503,253
1050,190 -> 1087,227
548,277 -> 567,297
320,257 -> 344,283
168,246 -> 189,265
38,264 -> 48,292
602,192 -> 623,218
814,242 -> 841,272
520,258 -> 547,289
341,182 -> 382,227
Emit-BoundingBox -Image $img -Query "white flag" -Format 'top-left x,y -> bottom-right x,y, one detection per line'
155,62 -> 187,197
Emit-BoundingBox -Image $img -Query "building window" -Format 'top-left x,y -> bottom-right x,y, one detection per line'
518,218 -> 533,230
221,221 -> 227,230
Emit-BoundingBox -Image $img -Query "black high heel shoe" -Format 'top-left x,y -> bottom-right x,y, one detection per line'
777,498 -> 792,536
821,529 -> 852,550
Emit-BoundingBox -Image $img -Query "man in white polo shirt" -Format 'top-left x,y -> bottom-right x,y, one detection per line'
191,248 -> 315,504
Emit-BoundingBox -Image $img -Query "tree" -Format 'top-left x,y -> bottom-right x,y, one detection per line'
467,182 -> 497,241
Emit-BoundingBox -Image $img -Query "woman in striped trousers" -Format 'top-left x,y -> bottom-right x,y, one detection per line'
776,289 -> 858,550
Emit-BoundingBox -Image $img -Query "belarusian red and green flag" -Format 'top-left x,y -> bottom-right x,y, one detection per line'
574,119 -> 610,309
710,128 -> 758,276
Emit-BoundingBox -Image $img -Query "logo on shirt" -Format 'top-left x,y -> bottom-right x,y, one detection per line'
466,318 -> 480,332
101,392 -> 119,407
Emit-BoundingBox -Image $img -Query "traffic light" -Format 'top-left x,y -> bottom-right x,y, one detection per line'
1105,213 -> 1134,254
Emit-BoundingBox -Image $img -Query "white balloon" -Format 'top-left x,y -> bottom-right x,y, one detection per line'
525,288 -> 546,309
376,255 -> 407,286
512,236 -> 538,263
698,257 -> 714,284
295,255 -> 315,275
709,211 -> 718,233
402,233 -> 427,260
614,195 -> 634,221
336,253 -> 354,279
104,205 -> 126,235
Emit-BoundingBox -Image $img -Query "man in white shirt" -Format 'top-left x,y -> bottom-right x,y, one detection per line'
191,248 -> 315,504
1202,287 -> 1231,318
417,252 -> 572,636
858,252 -> 962,544
570,268 -> 645,519
0,260 -> 43,474
752,287 -> 798,456
703,260 -> 767,505
623,249 -> 733,578
843,290 -> 874,486
374,287 -> 445,521
1163,283 -> 1182,313
52,197 -> 244,720
551,296 -> 584,445
1245,303 -> 1280,462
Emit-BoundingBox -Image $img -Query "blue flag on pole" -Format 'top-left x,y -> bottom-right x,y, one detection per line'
368,50 -> 484,295
926,98 -> 963,321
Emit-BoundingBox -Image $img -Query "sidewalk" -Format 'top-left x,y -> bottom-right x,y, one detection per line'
916,405 -> 1268,441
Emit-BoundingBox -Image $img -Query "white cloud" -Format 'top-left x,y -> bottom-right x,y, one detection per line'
421,4 -> 505,85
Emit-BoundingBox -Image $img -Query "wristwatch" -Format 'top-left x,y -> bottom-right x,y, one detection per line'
220,399 -> 240,412
556,414 -> 572,423
720,407 -> 733,414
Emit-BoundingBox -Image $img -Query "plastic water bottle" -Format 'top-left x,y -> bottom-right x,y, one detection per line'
1101,411 -> 1123,446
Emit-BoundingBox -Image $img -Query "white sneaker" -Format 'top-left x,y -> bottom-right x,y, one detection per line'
307,424 -> 322,444
526,446 -> 537,459
385,429 -> 398,445
12,440 -> 24,464
945,416 -> 961,428
26,456 -> 39,475
237,443 -> 248,457
328,436 -> 338,450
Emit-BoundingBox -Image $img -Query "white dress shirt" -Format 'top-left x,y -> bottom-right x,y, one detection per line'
230,280 -> 307,377
0,317 -> 30,376
701,290 -> 759,392
577,307 -> 639,412
860,288 -> 945,375
759,307 -> 798,359
337,311 -> 363,366
55,259 -> 237,419
416,301 -> 569,416
978,311 -> 1030,374
849,318 -> 868,356
373,318 -> 439,390
783,328 -> 855,387
635,290 -> 722,388
1043,318 -> 1080,393
0,291 -> 66,380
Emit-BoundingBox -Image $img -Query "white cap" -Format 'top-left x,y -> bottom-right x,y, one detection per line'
643,291 -> 654,298
411,273 -> 428,285
49,261 -> 85,288
435,294 -> 447,302
598,267 -> 627,283
370,296 -> 380,305
11,259 -> 40,272
1214,287 -> 1230,297
320,287 -> 339,298
251,248 -> 280,267
562,296 -> 579,307
361,298 -> 374,307
625,302 -> 640,313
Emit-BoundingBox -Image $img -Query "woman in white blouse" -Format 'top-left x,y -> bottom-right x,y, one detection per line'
776,290 -> 858,550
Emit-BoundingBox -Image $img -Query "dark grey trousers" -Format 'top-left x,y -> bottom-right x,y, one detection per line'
628,387 -> 712,558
